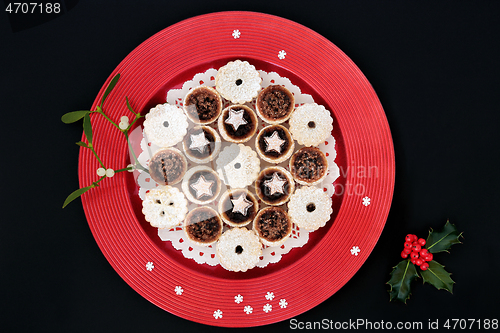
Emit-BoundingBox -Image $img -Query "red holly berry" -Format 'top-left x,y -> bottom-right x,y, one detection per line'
420,262 -> 429,270
405,234 -> 413,243
412,243 -> 421,252
419,248 -> 429,257
418,238 -> 426,246
425,253 -> 433,262
403,248 -> 412,254
411,258 -> 418,265
404,242 -> 412,250
415,258 -> 423,266
410,251 -> 419,260
401,251 -> 409,259
411,234 -> 418,242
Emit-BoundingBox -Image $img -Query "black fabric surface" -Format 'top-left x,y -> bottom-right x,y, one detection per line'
2,1 -> 499,332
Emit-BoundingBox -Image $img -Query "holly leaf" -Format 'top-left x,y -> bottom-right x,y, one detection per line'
387,260 -> 419,303
425,220 -> 463,254
420,260 -> 455,293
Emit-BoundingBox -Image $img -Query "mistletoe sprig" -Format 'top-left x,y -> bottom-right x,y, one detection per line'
61,74 -> 147,208
387,220 -> 463,303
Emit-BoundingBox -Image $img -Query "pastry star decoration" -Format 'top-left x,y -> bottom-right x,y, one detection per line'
189,132 -> 210,153
190,174 -> 214,198
264,131 -> 285,153
224,109 -> 247,131
263,172 -> 287,196
231,193 -> 253,216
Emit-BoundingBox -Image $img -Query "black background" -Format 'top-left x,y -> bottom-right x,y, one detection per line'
2,1 -> 499,332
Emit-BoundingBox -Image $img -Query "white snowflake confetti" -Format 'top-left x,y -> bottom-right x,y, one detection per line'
232,29 -> 241,39
231,193 -> 253,216
213,309 -> 223,319
224,108 -> 248,131
263,173 -> 286,196
350,246 -> 361,256
174,286 -> 183,295
190,174 -> 214,199
189,132 -> 210,153
362,196 -> 371,206
264,130 -> 285,153
278,50 -> 286,60
279,299 -> 288,308
263,303 -> 272,313
244,305 -> 253,314
265,291 -> 275,301
146,262 -> 154,271
234,294 -> 243,304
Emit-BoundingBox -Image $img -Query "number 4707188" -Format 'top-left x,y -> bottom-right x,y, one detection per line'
5,3 -> 61,14
444,319 -> 498,330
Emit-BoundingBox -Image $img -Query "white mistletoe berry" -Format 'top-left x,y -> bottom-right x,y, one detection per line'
96,167 -> 106,177
105,168 -> 115,177
119,121 -> 128,130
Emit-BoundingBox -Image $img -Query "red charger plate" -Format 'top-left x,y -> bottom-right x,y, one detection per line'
79,11 -> 395,327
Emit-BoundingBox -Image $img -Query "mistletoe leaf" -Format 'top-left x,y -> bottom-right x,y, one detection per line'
420,260 -> 455,293
426,220 -> 463,253
100,73 -> 120,107
62,186 -> 92,208
61,110 -> 90,124
126,96 -> 136,115
387,260 -> 419,303
83,113 -> 93,145
75,141 -> 88,148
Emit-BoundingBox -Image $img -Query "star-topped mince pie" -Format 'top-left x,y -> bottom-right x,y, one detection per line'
255,124 -> 294,163
218,188 -> 259,227
181,166 -> 221,205
182,126 -> 221,164
218,104 -> 258,143
255,166 -> 295,206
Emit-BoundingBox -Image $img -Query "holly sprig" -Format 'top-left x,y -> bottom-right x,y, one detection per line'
387,220 -> 463,303
61,74 -> 147,208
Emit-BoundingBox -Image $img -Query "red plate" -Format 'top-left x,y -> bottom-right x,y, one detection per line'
79,11 -> 395,327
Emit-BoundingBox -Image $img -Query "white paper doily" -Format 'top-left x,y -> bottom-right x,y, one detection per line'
131,68 -> 339,269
